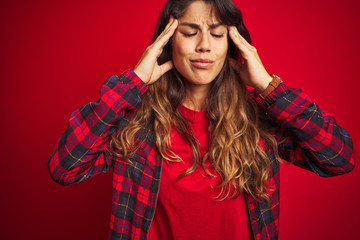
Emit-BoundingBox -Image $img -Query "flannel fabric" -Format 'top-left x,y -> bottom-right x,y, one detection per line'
48,69 -> 356,240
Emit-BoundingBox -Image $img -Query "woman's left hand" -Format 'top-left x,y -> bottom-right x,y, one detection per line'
228,26 -> 273,92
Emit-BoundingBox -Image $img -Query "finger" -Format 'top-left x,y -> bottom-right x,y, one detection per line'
230,28 -> 262,63
156,16 -> 174,39
228,27 -> 246,53
228,26 -> 261,62
228,26 -> 252,48
159,60 -> 174,74
147,61 -> 174,84
153,18 -> 178,49
228,26 -> 255,57
228,27 -> 246,49
152,16 -> 175,45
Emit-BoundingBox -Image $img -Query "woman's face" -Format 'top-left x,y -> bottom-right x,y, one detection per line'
172,1 -> 228,88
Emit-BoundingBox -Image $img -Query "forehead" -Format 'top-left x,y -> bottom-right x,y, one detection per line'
180,1 -> 220,25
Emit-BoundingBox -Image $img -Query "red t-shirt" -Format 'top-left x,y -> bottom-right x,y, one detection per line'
148,105 -> 253,240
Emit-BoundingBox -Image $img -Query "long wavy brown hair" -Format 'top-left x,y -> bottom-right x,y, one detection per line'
110,0 -> 281,204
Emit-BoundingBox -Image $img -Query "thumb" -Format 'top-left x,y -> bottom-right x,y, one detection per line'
159,60 -> 174,75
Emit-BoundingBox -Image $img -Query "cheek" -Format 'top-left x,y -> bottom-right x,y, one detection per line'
172,39 -> 191,67
213,42 -> 228,68
172,37 -> 182,58
219,39 -> 229,58
172,48 -> 185,71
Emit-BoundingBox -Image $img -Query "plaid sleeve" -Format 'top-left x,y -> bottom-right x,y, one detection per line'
47,69 -> 148,185
251,83 -> 356,177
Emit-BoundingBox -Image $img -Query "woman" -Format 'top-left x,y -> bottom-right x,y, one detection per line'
47,0 -> 356,239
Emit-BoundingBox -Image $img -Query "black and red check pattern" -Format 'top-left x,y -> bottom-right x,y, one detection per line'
48,70 -> 355,240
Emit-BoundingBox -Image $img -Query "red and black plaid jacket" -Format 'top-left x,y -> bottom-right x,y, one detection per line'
48,69 -> 355,240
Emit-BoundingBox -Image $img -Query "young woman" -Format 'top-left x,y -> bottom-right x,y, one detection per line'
47,0 -> 356,239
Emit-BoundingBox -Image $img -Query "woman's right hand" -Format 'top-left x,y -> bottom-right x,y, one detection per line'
133,16 -> 178,85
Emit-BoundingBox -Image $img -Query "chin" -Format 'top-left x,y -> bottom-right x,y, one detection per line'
174,65 -> 220,86
185,74 -> 216,86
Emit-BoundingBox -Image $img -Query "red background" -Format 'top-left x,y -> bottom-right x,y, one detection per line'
1,0 -> 359,239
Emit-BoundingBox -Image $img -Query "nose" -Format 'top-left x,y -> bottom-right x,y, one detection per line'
196,32 -> 211,53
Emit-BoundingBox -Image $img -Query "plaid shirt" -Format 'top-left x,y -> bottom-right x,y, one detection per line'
48,69 -> 355,240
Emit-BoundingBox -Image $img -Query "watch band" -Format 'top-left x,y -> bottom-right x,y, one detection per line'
259,74 -> 283,99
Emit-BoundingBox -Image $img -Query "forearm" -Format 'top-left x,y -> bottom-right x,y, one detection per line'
47,70 -> 148,185
252,83 -> 356,176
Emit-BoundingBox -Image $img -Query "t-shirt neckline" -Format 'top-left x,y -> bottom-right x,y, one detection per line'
178,104 -> 209,123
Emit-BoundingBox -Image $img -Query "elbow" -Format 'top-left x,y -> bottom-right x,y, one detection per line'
47,163 -> 72,186
48,171 -> 70,186
318,155 -> 356,177
341,155 -> 356,175
47,155 -> 76,186
333,129 -> 357,175
320,136 -> 357,177
337,147 -> 357,176
47,170 -> 79,186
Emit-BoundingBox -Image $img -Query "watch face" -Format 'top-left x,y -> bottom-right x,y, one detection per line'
270,74 -> 282,80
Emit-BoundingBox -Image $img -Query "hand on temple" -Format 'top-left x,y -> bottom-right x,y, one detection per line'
134,16 -> 178,85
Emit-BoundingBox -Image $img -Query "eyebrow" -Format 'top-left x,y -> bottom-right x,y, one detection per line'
179,22 -> 224,29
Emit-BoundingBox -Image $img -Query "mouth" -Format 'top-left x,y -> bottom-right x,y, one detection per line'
190,58 -> 214,69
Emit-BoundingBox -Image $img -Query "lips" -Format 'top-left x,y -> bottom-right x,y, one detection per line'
190,58 -> 214,69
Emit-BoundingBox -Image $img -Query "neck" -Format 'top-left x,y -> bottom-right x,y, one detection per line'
182,83 -> 210,112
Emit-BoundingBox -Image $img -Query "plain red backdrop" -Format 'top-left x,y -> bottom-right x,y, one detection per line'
1,0 -> 359,239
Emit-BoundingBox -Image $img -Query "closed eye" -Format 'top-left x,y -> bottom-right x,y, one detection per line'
183,33 -> 197,37
211,33 -> 224,38
183,32 -> 224,38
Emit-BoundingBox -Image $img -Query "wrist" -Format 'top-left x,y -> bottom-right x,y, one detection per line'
133,68 -> 149,85
255,75 -> 273,92
259,74 -> 283,99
